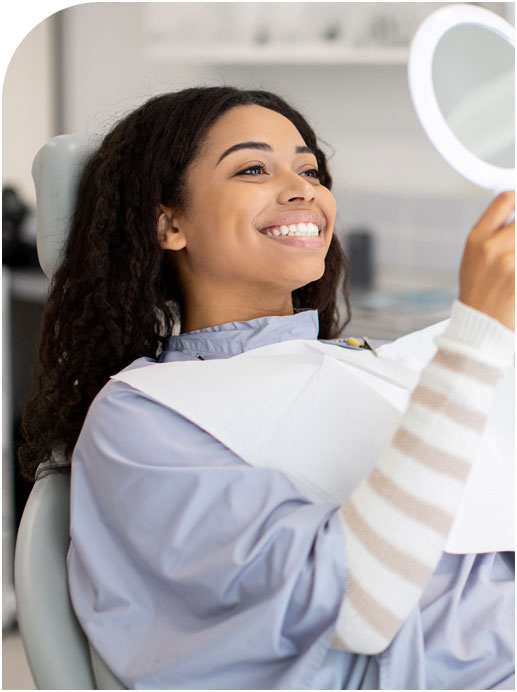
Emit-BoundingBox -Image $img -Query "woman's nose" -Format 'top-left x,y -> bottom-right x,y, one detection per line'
276,171 -> 316,204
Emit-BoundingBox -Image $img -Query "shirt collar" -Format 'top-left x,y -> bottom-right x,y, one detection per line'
161,309 -> 319,361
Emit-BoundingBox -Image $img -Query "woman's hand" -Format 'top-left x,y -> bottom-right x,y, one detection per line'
459,190 -> 515,331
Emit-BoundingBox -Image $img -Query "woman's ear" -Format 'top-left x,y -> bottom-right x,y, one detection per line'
157,205 -> 187,251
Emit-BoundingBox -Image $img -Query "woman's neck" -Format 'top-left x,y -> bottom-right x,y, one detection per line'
180,293 -> 294,334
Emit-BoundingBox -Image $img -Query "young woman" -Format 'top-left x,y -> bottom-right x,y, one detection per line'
20,87 -> 514,689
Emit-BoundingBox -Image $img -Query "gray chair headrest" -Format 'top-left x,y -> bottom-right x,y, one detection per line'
32,133 -> 102,279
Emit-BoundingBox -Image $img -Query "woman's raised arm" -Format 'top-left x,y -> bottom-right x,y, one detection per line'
333,191 -> 515,654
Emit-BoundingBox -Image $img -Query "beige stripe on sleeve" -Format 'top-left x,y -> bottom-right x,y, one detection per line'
347,575 -> 404,641
412,385 -> 487,431
367,467 -> 454,535
433,348 -> 502,385
340,502 -> 431,586
392,427 -> 471,481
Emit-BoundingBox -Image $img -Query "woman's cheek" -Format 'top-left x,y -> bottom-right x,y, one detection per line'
323,188 -> 337,221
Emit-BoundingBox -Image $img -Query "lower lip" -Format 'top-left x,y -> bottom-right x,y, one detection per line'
260,233 -> 324,249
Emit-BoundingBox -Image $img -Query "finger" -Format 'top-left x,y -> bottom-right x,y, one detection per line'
496,221 -> 515,251
478,223 -> 515,259
472,191 -> 515,238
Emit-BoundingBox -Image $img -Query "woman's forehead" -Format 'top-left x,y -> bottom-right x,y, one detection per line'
201,105 -> 306,159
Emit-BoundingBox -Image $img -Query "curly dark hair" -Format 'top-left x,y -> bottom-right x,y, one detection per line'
18,86 -> 351,481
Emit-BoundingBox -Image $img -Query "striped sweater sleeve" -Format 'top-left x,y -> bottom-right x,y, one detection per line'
332,300 -> 515,655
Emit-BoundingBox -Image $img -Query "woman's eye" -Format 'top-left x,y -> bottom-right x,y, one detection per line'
302,168 -> 320,179
236,164 -> 266,176
234,164 -> 320,179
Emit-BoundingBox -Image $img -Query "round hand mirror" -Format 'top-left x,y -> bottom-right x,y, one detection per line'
408,4 -> 515,192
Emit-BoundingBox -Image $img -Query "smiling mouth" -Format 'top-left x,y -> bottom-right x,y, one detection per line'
258,222 -> 324,249
259,222 -> 321,238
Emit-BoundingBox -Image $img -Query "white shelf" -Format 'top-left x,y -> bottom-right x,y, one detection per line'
147,43 -> 409,65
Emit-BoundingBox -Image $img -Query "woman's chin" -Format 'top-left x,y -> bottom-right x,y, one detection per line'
289,265 -> 326,291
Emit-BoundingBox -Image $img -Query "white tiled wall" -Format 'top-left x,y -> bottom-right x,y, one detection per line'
335,187 -> 492,276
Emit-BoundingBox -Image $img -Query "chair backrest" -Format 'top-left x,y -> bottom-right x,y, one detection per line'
15,134 -> 127,689
14,473 -> 96,689
32,133 -> 102,279
14,473 -> 125,690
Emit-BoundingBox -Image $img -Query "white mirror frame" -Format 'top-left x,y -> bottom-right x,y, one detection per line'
408,3 -> 515,191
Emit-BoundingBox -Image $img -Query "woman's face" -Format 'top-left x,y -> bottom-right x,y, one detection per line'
161,104 -> 336,314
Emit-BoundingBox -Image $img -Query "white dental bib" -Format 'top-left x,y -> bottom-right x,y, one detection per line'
112,321 -> 514,555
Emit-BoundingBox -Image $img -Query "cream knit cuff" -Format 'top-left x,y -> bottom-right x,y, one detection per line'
440,300 -> 515,368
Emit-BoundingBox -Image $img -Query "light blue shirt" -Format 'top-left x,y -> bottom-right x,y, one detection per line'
68,310 -> 514,689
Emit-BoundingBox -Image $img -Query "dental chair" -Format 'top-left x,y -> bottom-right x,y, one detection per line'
14,134 -> 125,690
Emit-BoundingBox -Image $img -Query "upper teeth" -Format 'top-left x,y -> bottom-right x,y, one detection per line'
264,222 -> 320,237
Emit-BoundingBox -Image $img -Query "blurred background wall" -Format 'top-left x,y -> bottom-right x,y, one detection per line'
2,0 -> 514,637
4,3 -> 514,292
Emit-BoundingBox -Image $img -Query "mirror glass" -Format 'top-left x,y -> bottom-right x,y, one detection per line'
432,24 -> 515,169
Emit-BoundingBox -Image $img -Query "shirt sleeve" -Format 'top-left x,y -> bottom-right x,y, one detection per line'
333,300 -> 515,654
68,375 -> 356,689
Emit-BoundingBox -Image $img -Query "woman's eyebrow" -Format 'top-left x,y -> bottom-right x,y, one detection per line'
216,142 -> 315,165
